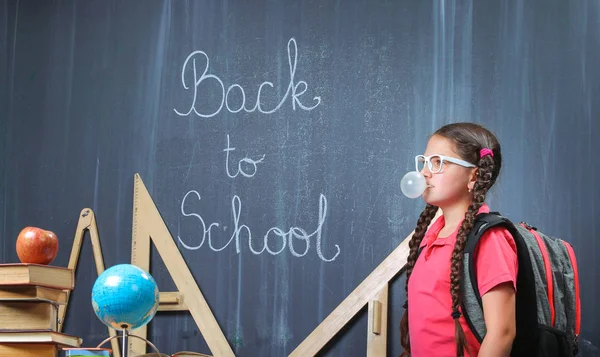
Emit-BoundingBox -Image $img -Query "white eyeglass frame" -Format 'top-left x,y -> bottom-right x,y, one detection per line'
415,154 -> 476,174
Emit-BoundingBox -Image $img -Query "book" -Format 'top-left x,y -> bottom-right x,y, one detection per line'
62,347 -> 112,356
0,264 -> 74,290
136,352 -> 211,357
0,285 -> 68,304
0,343 -> 58,357
0,330 -> 81,347
0,301 -> 58,330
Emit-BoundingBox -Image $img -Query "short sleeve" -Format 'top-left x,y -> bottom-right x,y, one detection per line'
473,227 -> 518,296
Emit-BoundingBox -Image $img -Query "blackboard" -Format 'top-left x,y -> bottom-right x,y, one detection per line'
1,1 -> 599,356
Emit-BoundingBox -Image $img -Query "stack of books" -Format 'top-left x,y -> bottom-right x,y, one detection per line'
0,263 -> 82,357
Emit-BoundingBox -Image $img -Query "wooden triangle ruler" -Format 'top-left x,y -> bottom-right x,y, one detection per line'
129,173 -> 234,357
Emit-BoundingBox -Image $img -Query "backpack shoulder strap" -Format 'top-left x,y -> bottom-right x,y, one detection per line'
464,211 -> 509,254
461,212 -> 539,356
461,212 -> 514,341
463,212 -> 519,306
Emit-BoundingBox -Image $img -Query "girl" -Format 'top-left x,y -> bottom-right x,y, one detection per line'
400,123 -> 518,357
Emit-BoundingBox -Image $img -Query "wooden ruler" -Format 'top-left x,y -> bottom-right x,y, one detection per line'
288,210 -> 440,357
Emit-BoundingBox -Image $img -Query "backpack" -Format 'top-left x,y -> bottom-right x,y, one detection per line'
460,212 -> 581,357
414,212 -> 581,356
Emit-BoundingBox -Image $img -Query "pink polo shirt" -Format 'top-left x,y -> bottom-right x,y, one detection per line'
407,204 -> 518,357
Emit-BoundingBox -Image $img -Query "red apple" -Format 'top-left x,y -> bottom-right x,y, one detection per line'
16,227 -> 59,265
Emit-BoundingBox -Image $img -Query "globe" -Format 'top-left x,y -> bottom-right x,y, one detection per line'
91,264 -> 159,330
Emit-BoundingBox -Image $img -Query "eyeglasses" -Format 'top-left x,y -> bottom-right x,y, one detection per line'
415,154 -> 476,174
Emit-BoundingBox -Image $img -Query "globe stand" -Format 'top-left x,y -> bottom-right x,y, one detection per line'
122,328 -> 128,357
96,326 -> 161,357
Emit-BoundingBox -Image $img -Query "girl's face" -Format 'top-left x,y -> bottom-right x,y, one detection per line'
421,135 -> 477,207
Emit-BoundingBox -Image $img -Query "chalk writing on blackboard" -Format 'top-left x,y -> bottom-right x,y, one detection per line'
177,133 -> 340,262
174,38 -> 322,118
178,191 -> 339,262
224,134 -> 265,178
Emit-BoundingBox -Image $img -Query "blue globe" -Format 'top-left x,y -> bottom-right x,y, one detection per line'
91,264 -> 159,330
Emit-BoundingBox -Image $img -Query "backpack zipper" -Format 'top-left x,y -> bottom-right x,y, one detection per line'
520,221 -> 537,231
520,222 -> 556,327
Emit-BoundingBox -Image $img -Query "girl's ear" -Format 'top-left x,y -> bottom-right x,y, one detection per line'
467,168 -> 478,191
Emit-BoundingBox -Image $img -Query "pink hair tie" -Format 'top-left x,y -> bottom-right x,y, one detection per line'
480,148 -> 494,158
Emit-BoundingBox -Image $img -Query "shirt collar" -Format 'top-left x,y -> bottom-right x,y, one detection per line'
419,203 -> 490,248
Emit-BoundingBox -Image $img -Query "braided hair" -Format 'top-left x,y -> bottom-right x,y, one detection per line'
399,203 -> 439,356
